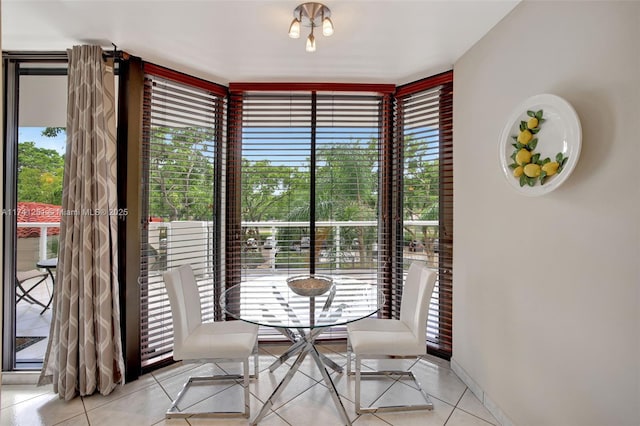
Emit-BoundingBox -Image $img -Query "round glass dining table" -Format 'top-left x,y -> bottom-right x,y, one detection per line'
221,274 -> 384,426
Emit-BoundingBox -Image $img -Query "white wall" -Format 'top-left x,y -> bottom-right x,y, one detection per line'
19,75 -> 67,127
452,1 -> 639,425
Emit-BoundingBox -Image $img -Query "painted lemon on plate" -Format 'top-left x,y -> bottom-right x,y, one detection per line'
508,110 -> 568,187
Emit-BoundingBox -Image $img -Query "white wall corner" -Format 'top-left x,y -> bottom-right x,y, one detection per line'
451,357 -> 515,426
450,357 -> 482,400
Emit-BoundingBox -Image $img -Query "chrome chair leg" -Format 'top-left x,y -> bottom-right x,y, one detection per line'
252,341 -> 259,378
165,359 -> 252,419
353,355 -> 434,414
346,338 -> 352,375
243,358 -> 250,418
355,356 -> 362,413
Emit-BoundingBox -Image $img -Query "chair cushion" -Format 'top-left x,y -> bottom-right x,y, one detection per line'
347,318 -> 406,332
348,319 -> 425,356
210,320 -> 260,334
174,321 -> 258,361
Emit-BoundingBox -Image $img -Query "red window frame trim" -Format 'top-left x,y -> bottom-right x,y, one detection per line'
395,70 -> 453,98
144,62 -> 228,97
229,82 -> 396,94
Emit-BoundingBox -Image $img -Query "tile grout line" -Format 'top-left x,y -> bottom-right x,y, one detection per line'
151,370 -> 174,404
448,386 -> 499,426
371,413 -> 394,426
278,379 -> 353,425
454,386 -> 467,407
160,359 -> 291,421
442,386 -> 468,425
452,387 -> 498,425
49,394 -> 90,426
6,347 -> 469,426
0,388 -> 49,411
448,394 -> 496,426
81,396 -> 92,426
155,364 -> 241,414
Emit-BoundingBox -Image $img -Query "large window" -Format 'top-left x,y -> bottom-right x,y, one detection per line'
395,72 -> 453,356
138,75 -> 452,368
226,76 -> 452,354
5,55 -> 454,376
139,65 -> 226,366
226,86 -> 394,338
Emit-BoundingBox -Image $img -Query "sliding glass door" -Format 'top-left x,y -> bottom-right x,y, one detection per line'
3,57 -> 67,369
226,87 -> 394,339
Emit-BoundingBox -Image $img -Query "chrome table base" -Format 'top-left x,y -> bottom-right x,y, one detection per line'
251,327 -> 351,426
267,332 -> 343,374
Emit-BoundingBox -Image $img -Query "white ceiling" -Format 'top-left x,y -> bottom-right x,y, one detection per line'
2,0 -> 519,85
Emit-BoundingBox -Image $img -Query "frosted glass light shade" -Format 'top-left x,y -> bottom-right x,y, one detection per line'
322,17 -> 334,36
306,33 -> 316,52
288,19 -> 301,38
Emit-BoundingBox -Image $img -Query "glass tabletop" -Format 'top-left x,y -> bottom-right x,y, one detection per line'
220,275 -> 384,329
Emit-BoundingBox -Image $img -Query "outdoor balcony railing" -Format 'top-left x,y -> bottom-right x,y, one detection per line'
18,219 -> 440,273
16,220 -> 440,366
17,222 -> 60,263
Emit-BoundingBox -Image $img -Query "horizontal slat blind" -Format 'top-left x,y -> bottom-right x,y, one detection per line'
228,92 -> 312,339
140,71 -> 225,365
315,94 -> 383,283
228,91 -> 387,339
395,72 -> 453,357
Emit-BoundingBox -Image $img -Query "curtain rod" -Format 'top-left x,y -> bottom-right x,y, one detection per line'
3,48 -> 128,62
2,51 -> 68,61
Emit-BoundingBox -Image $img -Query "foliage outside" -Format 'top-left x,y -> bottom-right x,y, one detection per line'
148,127 -> 216,221
17,140 -> 64,206
20,125 -> 441,267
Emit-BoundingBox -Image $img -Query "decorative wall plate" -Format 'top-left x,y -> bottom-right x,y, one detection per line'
499,94 -> 581,196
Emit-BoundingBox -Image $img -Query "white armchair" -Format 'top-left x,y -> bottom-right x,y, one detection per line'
347,262 -> 437,414
163,264 -> 259,418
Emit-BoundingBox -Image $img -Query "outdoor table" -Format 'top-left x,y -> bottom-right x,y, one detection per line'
35,257 -> 57,313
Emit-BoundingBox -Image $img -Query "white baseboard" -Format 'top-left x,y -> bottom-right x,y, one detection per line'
451,357 -> 515,426
1,371 -> 40,385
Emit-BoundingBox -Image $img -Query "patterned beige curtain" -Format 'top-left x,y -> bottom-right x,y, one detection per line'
39,45 -> 125,400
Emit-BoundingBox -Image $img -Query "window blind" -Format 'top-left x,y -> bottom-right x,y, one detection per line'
140,66 -> 226,366
395,71 -> 453,357
227,88 -> 391,339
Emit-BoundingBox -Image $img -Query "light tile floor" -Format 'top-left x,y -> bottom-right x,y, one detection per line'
0,343 -> 498,426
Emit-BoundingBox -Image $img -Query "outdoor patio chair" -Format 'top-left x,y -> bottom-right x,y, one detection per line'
16,269 -> 50,313
163,264 -> 259,418
346,262 -> 437,414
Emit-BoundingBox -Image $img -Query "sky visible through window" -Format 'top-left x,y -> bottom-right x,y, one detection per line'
242,126 -> 380,166
19,127 -> 66,154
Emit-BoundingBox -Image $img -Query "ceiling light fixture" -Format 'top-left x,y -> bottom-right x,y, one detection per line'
288,2 -> 333,52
